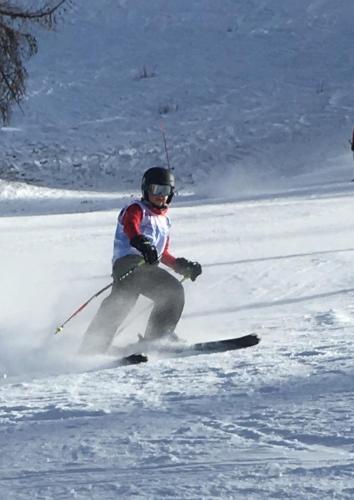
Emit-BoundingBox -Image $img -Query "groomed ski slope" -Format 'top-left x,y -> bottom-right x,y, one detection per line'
1,184 -> 354,499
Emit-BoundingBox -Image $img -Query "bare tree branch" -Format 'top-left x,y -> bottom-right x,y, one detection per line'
0,0 -> 67,20
0,1 -> 70,124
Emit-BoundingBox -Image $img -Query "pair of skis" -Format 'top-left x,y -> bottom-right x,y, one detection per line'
98,333 -> 260,370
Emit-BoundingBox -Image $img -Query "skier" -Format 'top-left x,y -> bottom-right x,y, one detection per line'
80,167 -> 202,354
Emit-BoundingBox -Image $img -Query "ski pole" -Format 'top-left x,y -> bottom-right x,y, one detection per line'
54,260 -> 145,334
160,121 -> 172,171
350,127 -> 354,182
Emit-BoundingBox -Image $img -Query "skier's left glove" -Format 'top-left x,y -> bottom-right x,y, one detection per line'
174,258 -> 202,281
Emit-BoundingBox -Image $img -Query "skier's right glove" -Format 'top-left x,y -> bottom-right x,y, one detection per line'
130,235 -> 159,264
174,258 -> 202,282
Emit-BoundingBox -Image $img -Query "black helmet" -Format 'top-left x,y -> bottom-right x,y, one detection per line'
141,167 -> 175,204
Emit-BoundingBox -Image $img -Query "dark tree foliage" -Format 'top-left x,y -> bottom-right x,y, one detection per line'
0,0 -> 70,124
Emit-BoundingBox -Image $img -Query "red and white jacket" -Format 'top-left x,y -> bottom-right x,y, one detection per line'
112,199 -> 176,268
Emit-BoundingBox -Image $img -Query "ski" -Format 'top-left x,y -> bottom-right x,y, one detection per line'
120,353 -> 149,365
190,333 -> 260,354
89,353 -> 148,372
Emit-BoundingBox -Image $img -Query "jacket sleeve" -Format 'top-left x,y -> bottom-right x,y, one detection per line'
160,236 -> 177,268
121,203 -> 144,240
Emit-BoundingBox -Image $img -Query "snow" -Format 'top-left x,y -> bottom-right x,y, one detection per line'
1,0 -> 354,498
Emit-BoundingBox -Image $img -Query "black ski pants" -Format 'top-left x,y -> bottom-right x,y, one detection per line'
80,255 -> 185,354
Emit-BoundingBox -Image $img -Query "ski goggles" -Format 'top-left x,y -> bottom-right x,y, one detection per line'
149,184 -> 172,196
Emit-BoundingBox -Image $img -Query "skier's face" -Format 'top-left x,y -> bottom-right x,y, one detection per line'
148,183 -> 171,207
148,192 -> 169,207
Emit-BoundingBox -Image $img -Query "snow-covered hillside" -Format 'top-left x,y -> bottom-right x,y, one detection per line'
1,0 -> 354,192
1,0 -> 354,498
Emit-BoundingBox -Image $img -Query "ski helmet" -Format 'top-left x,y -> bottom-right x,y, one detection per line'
141,167 -> 175,204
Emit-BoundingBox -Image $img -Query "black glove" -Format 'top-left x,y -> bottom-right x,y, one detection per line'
174,258 -> 202,281
130,235 -> 158,264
